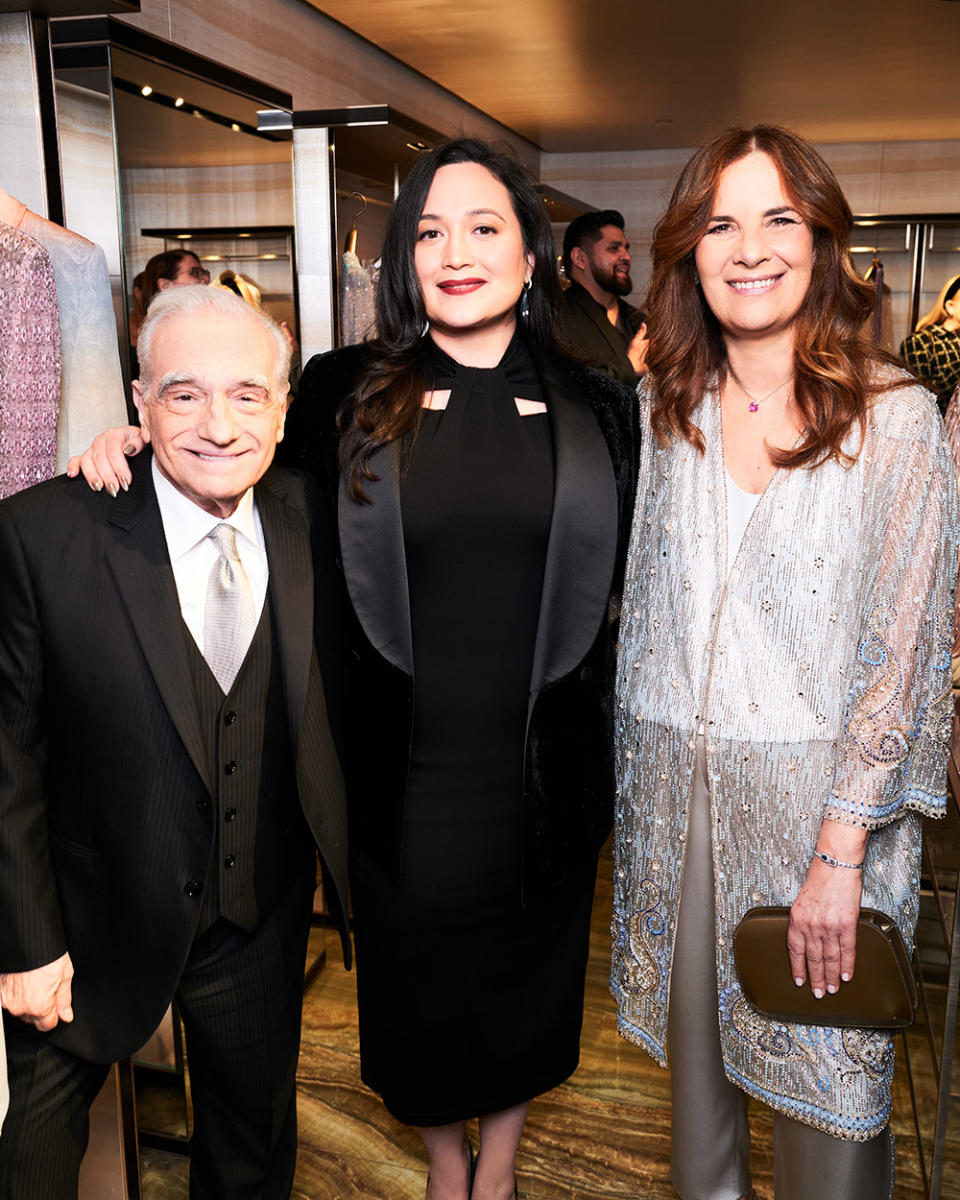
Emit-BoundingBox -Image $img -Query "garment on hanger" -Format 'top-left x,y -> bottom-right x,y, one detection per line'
18,208 -> 127,470
340,250 -> 377,346
865,257 -> 884,344
0,220 -> 60,498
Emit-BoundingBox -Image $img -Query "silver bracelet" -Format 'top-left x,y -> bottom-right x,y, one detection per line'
812,849 -> 864,871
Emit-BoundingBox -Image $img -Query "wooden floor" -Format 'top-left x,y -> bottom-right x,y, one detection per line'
136,836 -> 960,1199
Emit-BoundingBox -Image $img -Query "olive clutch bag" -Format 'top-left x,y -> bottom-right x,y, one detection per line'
733,906 -> 917,1029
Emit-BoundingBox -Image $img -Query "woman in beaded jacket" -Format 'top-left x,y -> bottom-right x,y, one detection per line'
613,125 -> 958,1200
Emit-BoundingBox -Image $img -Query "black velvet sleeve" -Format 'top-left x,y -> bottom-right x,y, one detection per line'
277,342 -> 373,510
550,359 -> 641,597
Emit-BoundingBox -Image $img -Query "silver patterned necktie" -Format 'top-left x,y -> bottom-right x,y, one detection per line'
203,523 -> 256,693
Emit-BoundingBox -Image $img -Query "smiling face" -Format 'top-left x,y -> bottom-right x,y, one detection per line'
414,161 -> 534,361
134,309 -> 286,518
582,224 -> 632,297
694,150 -> 815,345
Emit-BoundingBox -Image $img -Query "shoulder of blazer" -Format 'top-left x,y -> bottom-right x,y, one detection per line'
279,343 -> 376,505
535,350 -> 639,477
0,466 -> 137,544
282,344 -> 374,462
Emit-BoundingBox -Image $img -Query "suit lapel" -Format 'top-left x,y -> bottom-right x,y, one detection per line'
256,472 -> 314,758
529,363 -> 619,708
338,440 -> 414,675
104,459 -> 211,793
573,283 -> 624,362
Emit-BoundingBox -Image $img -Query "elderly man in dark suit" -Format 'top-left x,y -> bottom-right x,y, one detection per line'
0,286 -> 349,1199
558,209 -> 648,389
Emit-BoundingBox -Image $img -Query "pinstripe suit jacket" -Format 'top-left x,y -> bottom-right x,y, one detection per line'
0,452 -> 349,1063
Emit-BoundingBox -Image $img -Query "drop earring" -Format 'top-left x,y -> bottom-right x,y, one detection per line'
520,277 -> 532,319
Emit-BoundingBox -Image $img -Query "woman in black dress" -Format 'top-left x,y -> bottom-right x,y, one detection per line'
68,139 -> 637,1200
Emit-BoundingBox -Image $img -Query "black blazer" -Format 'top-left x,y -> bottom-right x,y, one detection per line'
557,281 -> 645,389
0,455 -> 350,1062
282,341 -> 639,902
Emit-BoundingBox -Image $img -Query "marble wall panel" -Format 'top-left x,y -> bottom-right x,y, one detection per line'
120,159 -> 294,287
1,12 -> 48,217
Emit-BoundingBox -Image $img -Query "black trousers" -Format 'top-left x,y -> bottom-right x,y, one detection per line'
0,876 -> 314,1200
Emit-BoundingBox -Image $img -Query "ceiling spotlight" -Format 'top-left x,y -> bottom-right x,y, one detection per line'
231,123 -> 240,132
141,85 -> 153,97
176,233 -> 192,240
237,233 -> 251,239
260,253 -> 278,260
174,97 -> 184,108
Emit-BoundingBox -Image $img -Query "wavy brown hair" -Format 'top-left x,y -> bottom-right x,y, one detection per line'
339,138 -> 568,502
646,124 -> 899,467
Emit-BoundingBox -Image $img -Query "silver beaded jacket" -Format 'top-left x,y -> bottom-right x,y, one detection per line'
613,373 -> 959,1140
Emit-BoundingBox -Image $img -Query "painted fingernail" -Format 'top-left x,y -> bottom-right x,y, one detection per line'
794,977 -> 804,987
123,444 -> 137,455
120,478 -> 129,492
841,972 -> 851,982
813,988 -> 824,999
106,483 -> 118,498
91,478 -> 103,492
827,984 -> 838,994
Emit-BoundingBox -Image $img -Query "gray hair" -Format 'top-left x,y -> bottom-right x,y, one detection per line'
137,284 -> 292,395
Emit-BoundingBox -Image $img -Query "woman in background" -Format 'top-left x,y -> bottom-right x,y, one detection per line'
129,249 -> 209,377
69,137 -> 637,1200
614,125 -> 956,1199
899,272 -> 960,412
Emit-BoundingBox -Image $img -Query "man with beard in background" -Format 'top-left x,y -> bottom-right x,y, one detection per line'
558,209 -> 648,388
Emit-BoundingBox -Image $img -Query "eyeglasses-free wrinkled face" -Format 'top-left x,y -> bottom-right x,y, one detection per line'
135,311 -> 285,519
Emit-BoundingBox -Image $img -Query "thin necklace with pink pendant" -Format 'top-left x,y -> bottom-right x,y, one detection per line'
727,364 -> 794,412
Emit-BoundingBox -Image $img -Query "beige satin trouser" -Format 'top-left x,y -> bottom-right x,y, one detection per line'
666,741 -> 894,1200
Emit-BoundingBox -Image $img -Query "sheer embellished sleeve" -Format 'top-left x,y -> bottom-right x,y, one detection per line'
825,388 -> 960,829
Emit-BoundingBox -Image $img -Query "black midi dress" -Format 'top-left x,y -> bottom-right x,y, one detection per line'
350,333 -> 597,1126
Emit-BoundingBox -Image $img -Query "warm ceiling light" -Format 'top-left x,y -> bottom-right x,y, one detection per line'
174,97 -> 184,107
141,85 -> 153,97
231,123 -> 240,132
237,233 -> 251,238
203,255 -> 222,262
176,233 -> 192,240
260,253 -> 278,260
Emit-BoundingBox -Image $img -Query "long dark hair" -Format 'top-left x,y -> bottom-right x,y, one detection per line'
340,137 -> 566,501
645,124 -> 901,468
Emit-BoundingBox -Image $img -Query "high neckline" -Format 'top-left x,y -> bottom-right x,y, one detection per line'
422,327 -> 541,399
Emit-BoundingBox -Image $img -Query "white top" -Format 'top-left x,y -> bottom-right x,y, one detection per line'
724,467 -> 761,570
152,459 -> 268,654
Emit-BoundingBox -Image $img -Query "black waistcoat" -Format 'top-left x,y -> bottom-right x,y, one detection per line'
187,594 -> 308,933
